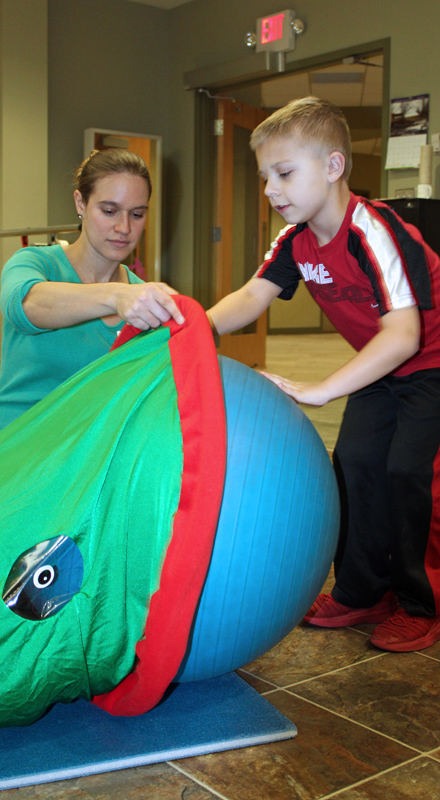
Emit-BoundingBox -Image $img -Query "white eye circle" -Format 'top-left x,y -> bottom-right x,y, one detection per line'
33,565 -> 55,589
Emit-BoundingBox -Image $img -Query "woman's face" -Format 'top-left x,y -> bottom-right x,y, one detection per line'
75,172 -> 150,265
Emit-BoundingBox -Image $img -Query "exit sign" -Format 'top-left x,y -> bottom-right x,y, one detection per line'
256,9 -> 295,53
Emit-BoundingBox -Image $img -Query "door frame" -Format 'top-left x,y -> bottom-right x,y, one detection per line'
84,128 -> 162,282
214,98 -> 269,367
192,38 -> 391,312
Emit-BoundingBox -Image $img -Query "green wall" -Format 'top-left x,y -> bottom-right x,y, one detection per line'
47,0 -> 172,270
163,0 -> 440,294
46,0 -> 440,295
0,0 -> 48,265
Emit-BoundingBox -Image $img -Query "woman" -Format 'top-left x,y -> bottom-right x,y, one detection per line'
0,149 -> 184,429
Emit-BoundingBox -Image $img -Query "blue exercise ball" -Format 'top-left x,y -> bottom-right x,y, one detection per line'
176,355 -> 339,681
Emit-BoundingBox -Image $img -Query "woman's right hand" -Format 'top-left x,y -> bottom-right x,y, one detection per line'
115,282 -> 185,329
22,280 -> 185,331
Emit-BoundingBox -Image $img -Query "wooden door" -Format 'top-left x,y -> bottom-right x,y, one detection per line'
214,99 -> 269,367
127,137 -> 151,280
86,130 -> 161,282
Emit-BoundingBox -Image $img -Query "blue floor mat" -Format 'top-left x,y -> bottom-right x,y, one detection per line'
0,672 -> 297,790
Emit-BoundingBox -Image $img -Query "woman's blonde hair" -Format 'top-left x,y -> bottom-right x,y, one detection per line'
75,149 -> 152,204
250,96 -> 353,180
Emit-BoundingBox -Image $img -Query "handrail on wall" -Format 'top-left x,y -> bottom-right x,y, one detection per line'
0,224 -> 80,238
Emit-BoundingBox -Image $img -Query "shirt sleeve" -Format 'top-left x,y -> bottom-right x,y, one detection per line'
1,248 -> 57,334
349,200 -> 434,315
254,225 -> 303,300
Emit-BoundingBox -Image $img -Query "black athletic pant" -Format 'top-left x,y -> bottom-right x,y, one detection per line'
332,369 -> 440,617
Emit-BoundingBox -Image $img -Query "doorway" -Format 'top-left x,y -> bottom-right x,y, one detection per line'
213,99 -> 269,367
84,128 -> 162,283
193,40 -> 389,364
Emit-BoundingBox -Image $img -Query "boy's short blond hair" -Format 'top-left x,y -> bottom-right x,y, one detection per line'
250,96 -> 353,180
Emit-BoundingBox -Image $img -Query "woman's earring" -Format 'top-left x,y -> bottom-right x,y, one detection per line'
78,213 -> 82,220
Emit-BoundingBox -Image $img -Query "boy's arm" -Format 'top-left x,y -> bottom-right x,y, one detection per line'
206,277 -> 282,336
263,306 -> 420,405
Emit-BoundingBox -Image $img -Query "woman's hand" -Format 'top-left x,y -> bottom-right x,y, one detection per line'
23,280 -> 185,330
115,282 -> 184,329
260,372 -> 330,406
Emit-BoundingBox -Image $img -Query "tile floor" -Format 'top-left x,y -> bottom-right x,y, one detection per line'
3,334 -> 440,800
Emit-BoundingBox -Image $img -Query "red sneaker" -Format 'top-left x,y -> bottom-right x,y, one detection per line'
304,591 -> 398,628
370,607 -> 440,652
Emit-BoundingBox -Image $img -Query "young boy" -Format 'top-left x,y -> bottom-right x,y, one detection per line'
207,96 -> 440,653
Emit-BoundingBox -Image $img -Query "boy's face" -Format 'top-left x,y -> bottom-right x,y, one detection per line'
256,135 -> 335,229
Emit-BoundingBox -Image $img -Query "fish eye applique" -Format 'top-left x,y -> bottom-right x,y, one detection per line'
2,535 -> 83,621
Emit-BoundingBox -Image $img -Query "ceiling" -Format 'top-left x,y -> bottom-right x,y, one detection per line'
125,3 -> 383,155
257,54 -> 384,156
127,0 -> 195,8
262,56 -> 383,110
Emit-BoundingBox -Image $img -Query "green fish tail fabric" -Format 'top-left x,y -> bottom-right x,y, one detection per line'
0,296 -> 226,726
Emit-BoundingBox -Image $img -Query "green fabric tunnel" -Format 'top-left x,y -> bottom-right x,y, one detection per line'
0,297 -> 226,726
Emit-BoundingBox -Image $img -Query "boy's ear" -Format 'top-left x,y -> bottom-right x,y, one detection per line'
327,151 -> 346,183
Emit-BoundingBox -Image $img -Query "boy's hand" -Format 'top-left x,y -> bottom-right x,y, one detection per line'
260,371 -> 330,406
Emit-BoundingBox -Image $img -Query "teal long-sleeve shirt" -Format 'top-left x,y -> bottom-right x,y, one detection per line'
0,245 -> 144,430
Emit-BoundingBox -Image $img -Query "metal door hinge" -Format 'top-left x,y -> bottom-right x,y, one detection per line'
212,227 -> 222,242
214,119 -> 224,136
